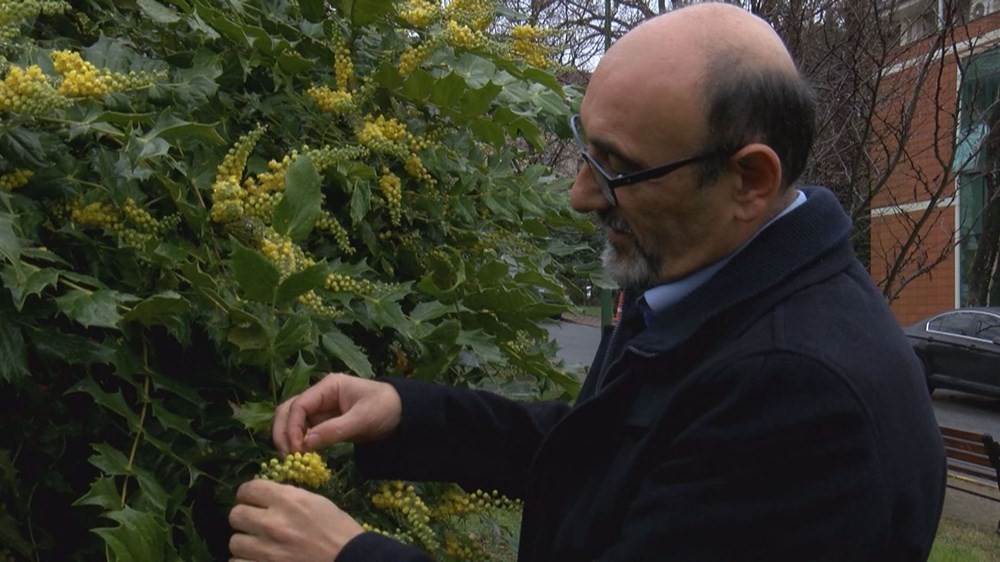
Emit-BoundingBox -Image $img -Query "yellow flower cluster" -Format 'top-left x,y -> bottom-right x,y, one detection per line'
510,24 -> 552,68
334,42 -> 353,91
66,197 -> 177,248
261,231 -> 315,279
122,198 -> 159,233
0,64 -> 70,115
303,144 -> 370,173
404,152 -> 435,185
356,114 -> 412,158
400,0 -> 439,28
443,0 -> 494,32
430,487 -> 521,518
238,152 -> 294,221
210,126 -> 265,224
0,0 -> 68,27
444,20 -> 484,49
324,272 -> 376,294
50,50 -> 164,98
308,85 -> 353,114
398,41 -> 438,77
443,532 -> 481,560
371,481 -> 439,551
0,168 -> 31,191
315,212 -> 355,256
378,167 -> 403,226
257,452 -> 332,488
70,200 -> 119,229
360,523 -> 416,548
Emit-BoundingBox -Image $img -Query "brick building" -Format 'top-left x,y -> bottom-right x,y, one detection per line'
872,0 -> 1000,323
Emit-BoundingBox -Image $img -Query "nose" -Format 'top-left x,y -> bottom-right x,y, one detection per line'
569,160 -> 608,214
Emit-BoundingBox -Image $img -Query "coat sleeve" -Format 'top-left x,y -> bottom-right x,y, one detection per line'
354,377 -> 571,498
595,353 -> 933,562
336,532 -> 432,562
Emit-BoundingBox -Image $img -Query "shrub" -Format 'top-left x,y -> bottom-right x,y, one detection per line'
0,0 -> 587,559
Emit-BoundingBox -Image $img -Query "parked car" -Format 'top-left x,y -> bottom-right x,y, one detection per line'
903,307 -> 1000,398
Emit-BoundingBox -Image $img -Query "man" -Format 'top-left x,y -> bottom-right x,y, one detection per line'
229,3 -> 946,561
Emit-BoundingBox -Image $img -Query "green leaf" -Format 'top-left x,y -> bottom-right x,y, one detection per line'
142,112 -> 224,145
349,179 -> 372,226
273,155 -> 322,241
280,354 -> 314,402
300,0 -> 326,21
431,72 -> 467,108
453,53 -> 497,88
152,402 -> 209,449
55,289 -> 134,329
333,0 -> 395,26
321,331 -> 373,378
461,83 -> 502,116
231,243 -> 280,303
402,69 -> 435,100
93,506 -> 170,562
0,317 -> 30,383
232,401 -> 273,433
275,263 -> 328,306
273,315 -> 314,361
0,214 -> 22,268
0,265 -> 59,311
122,291 -> 190,330
169,50 -> 221,105
30,330 -> 117,366
0,127 -> 47,167
75,475 -> 121,510
137,0 -> 181,23
409,301 -> 453,323
69,379 -> 139,426
0,509 -> 33,559
227,309 -> 271,352
364,294 -> 407,328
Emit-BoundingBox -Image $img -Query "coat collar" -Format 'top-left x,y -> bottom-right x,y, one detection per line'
623,185 -> 855,356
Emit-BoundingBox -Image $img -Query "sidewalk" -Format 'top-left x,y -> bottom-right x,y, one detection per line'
942,475 -> 1000,532
560,313 -> 602,328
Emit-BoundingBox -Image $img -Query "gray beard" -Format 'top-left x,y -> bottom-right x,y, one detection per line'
598,212 -> 660,291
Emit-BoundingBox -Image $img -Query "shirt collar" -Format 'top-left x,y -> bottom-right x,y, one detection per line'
642,189 -> 807,316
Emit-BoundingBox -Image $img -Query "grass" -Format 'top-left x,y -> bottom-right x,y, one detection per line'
929,517 -> 1000,561
462,513 -> 999,561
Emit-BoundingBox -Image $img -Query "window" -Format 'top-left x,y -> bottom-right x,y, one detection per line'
928,312 -> 974,335
956,49 -> 1000,305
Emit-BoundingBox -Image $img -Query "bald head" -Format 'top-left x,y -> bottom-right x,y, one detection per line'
616,3 -> 797,74
586,2 -> 815,189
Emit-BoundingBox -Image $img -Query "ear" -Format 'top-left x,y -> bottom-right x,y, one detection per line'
728,143 -> 782,222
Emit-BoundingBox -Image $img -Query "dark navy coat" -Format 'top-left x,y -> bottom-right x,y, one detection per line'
340,186 -> 946,562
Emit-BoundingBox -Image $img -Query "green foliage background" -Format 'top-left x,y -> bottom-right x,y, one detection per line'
0,0 -> 595,559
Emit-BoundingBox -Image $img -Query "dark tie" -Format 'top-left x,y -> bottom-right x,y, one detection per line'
597,298 -> 647,389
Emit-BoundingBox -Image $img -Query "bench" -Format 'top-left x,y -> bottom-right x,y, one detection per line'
940,425 -> 1000,532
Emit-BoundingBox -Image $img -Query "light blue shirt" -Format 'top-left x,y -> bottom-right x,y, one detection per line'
642,190 -> 807,318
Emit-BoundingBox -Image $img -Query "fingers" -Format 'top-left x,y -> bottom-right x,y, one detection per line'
230,478 -> 363,561
271,372 -> 403,455
273,373 -> 345,456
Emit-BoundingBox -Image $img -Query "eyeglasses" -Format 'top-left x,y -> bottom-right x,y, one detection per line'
570,114 -> 732,206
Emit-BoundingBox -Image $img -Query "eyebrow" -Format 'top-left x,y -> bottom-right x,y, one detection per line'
586,134 -> 646,171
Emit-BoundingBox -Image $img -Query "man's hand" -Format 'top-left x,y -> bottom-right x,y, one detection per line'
272,372 -> 402,456
229,479 -> 364,562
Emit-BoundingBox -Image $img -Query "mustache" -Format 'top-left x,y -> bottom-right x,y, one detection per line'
594,211 -> 631,234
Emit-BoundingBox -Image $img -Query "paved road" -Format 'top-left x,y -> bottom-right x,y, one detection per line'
547,320 -> 1000,435
931,390 -> 1000,435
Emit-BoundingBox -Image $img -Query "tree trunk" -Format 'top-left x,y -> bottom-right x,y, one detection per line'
966,175 -> 1000,305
